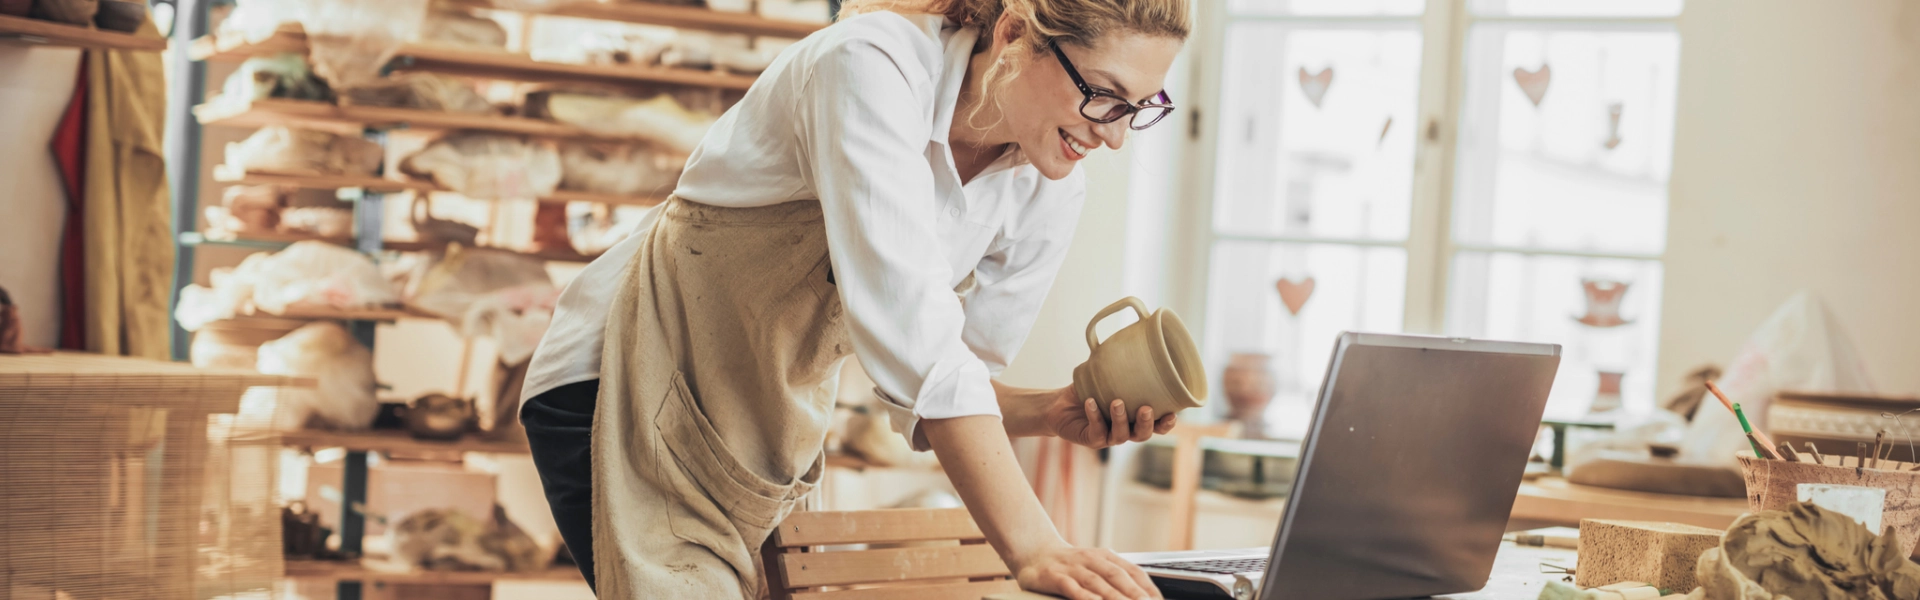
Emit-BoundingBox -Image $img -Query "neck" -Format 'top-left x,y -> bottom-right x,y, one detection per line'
951,42 -> 1013,155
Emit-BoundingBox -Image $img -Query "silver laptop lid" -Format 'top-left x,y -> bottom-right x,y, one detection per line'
1261,332 -> 1560,600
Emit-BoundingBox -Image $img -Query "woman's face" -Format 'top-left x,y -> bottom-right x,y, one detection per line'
1000,30 -> 1183,181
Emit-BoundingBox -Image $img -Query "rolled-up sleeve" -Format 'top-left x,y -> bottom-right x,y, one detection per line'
793,38 -> 999,450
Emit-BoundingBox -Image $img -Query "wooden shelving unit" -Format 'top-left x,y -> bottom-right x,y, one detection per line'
381,240 -> 599,263
190,26 -> 758,90
170,4 -> 821,598
451,0 -> 826,39
0,14 -> 168,51
281,428 -> 531,455
286,559 -> 582,584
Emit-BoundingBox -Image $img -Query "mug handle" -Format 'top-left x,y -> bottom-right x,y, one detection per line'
1086,297 -> 1151,352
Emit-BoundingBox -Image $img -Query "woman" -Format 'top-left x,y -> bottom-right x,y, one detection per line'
520,0 -> 1189,598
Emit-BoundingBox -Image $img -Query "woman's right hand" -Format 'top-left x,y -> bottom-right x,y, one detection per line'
1013,543 -> 1163,600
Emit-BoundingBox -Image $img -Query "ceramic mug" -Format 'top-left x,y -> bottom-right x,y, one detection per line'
1071,297 -> 1208,416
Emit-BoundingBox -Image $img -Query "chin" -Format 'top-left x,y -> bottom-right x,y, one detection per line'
1033,159 -> 1076,181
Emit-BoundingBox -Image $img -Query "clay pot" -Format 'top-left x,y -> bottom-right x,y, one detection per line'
1071,297 -> 1208,416
403,393 -> 475,441
1222,353 -> 1277,420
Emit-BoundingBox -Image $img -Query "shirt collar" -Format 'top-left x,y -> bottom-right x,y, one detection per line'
930,18 -> 1032,173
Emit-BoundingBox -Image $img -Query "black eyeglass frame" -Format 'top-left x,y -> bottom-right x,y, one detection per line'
1048,40 -> 1175,131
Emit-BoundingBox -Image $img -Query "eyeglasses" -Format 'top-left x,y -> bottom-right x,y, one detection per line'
1048,40 -> 1175,131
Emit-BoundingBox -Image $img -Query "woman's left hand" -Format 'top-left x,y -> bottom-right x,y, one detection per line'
1043,388 -> 1177,449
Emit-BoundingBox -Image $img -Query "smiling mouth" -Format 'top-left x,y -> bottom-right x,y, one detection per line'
1059,129 -> 1091,160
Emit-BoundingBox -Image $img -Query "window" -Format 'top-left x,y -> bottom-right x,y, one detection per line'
1190,0 -> 1681,437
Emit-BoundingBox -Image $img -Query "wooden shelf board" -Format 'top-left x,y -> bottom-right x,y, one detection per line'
182,230 -> 355,249
280,428 -> 531,454
197,97 -> 681,145
459,0 -> 826,39
394,43 -> 759,91
285,559 -> 581,584
213,166 -> 438,193
191,27 -> 757,90
0,14 -> 167,51
216,167 -> 665,208
382,240 -> 601,263
240,302 -> 423,322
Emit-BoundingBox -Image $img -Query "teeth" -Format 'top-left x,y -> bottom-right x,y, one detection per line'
1062,131 -> 1089,156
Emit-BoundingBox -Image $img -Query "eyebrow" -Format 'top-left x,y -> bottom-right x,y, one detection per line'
1083,67 -> 1135,101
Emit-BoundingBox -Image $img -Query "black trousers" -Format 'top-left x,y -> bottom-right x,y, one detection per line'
521,379 -> 600,592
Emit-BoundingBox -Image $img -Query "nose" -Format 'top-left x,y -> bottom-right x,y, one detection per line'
1092,119 -> 1129,151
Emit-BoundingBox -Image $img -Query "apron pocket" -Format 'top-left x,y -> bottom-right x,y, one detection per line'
656,370 -> 812,590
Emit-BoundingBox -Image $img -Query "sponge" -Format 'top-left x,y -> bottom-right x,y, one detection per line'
1575,519 -> 1724,592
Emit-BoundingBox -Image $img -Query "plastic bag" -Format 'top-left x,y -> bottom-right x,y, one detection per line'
558,142 -> 682,196
303,0 -> 430,88
342,74 -> 492,114
279,206 -> 354,238
224,126 -> 383,176
1678,292 -> 1877,465
220,54 -> 333,102
404,246 -> 557,365
256,321 -> 379,430
535,93 -> 715,154
401,133 -> 562,199
420,8 -> 506,48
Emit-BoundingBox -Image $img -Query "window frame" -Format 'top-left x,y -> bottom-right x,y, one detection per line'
1174,1 -> 1682,336
1170,0 -> 1681,412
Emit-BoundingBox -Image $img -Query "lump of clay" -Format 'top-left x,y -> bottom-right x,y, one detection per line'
401,133 -> 562,199
419,8 -> 506,48
342,74 -> 493,114
30,0 -> 98,25
1690,502 -> 1920,600
204,185 -> 283,239
256,321 -> 379,431
391,505 -> 545,572
223,126 -> 383,176
558,142 -> 682,196
220,54 -> 333,102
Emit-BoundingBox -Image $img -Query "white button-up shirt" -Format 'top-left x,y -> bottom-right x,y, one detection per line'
522,12 -> 1086,449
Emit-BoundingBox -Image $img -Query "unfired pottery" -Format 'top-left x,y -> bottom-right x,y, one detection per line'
1071,297 -> 1208,416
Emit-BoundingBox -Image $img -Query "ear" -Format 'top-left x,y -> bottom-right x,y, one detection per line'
991,12 -> 1026,47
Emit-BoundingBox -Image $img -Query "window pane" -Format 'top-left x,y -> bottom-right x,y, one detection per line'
1452,27 -> 1679,255
1469,0 -> 1681,18
1202,241 -> 1407,439
1445,251 -> 1663,421
1229,0 -> 1424,17
1213,25 -> 1422,241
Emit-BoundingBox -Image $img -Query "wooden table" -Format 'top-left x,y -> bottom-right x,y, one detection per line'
1512,476 -> 1749,531
0,352 -> 311,600
988,542 -> 1581,599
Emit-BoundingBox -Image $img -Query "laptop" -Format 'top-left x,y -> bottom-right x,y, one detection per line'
1124,332 -> 1561,600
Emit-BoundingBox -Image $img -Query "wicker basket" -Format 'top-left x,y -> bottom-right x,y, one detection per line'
1737,455 -> 1920,556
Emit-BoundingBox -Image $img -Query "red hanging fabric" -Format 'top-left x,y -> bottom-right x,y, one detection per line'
50,58 -> 89,351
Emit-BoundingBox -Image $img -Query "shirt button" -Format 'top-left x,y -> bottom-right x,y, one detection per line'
948,207 -> 963,218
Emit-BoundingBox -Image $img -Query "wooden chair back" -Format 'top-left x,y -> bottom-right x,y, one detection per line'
761,507 -> 1018,600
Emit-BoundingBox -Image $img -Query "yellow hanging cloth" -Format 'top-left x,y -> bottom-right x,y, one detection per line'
81,19 -> 173,359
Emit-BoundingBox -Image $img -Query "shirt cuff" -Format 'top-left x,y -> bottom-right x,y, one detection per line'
874,357 -> 999,452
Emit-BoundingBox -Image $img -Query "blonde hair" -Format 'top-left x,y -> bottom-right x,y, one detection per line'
839,0 -> 1189,124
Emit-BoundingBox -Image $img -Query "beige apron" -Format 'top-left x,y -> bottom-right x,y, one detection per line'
592,197 -> 850,598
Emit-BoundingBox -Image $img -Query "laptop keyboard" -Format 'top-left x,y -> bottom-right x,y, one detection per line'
1143,557 -> 1267,575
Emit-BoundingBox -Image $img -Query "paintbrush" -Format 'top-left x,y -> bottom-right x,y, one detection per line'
1706,381 -> 1782,460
